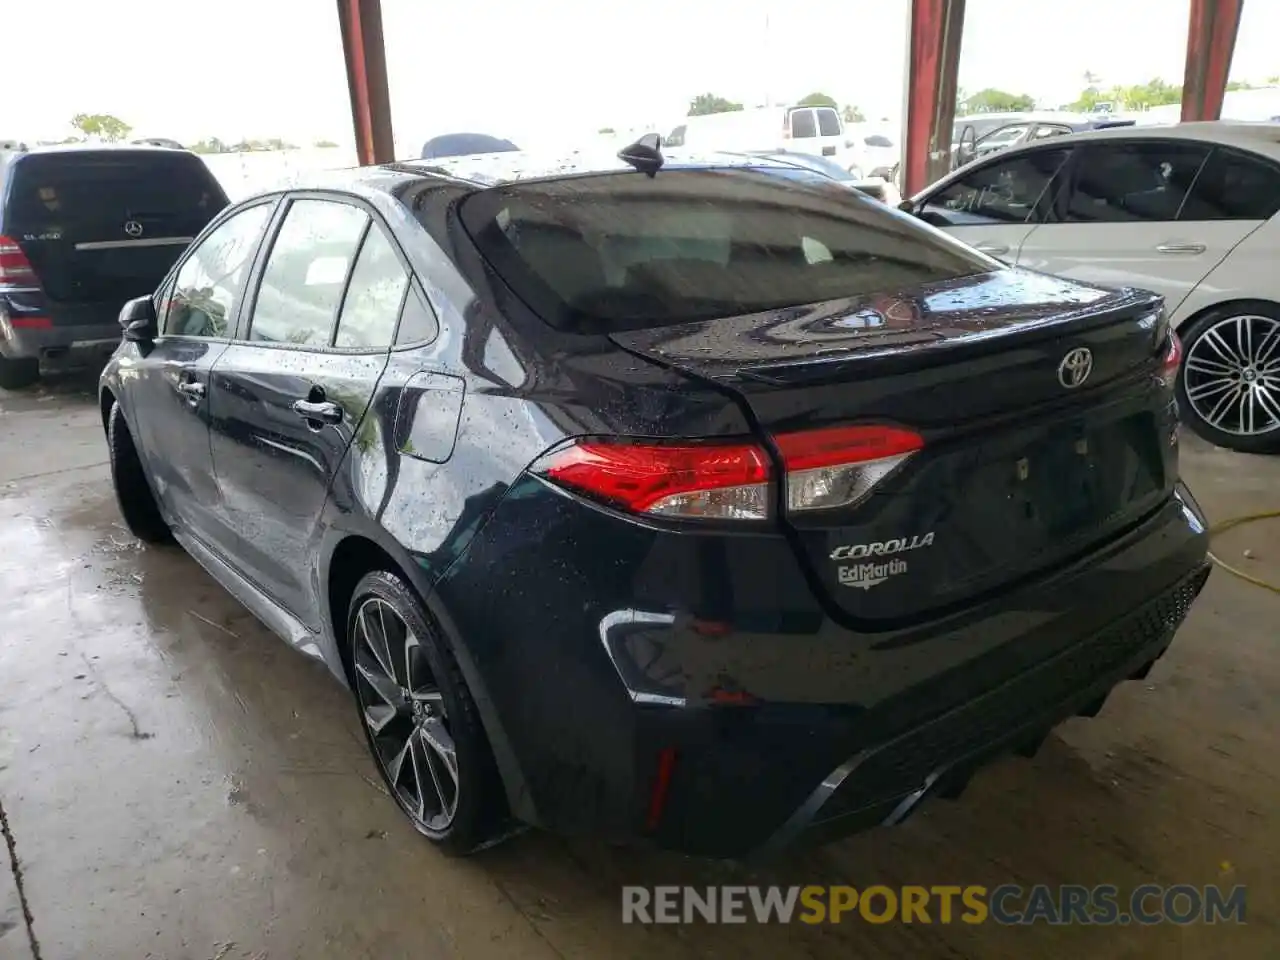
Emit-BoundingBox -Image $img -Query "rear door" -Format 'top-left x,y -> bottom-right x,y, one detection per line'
1018,139 -> 1261,315
126,199 -> 276,538
916,145 -> 1071,262
207,194 -> 407,628
1,150 -> 227,325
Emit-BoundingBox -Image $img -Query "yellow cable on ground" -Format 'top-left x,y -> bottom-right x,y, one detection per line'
1206,510 -> 1280,595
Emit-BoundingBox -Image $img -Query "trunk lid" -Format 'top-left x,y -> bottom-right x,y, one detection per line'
3,150 -> 227,309
611,269 -> 1176,623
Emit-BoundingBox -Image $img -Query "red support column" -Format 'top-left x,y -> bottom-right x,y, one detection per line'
1181,0 -> 1245,122
902,0 -> 966,198
336,0 -> 395,165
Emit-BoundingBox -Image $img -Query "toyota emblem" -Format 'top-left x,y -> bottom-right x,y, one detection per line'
124,220 -> 144,238
1058,347 -> 1093,388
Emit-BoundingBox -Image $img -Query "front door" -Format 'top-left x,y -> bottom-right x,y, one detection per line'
918,145 -> 1072,263
207,195 -> 406,629
126,200 -> 276,539
1018,140 -> 1267,316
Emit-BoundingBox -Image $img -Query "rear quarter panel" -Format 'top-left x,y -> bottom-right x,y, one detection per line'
1168,214 -> 1280,328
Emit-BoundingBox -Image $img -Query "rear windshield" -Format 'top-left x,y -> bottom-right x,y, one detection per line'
4,151 -> 227,239
457,168 -> 991,331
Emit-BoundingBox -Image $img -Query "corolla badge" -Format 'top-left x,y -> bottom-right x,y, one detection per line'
831,532 -> 935,590
1058,347 -> 1093,388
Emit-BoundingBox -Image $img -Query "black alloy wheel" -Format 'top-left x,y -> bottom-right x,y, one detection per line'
348,570 -> 504,853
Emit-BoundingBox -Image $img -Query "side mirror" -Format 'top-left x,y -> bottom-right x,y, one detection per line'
119,296 -> 158,343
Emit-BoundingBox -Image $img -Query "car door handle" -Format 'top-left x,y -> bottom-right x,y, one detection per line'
292,399 -> 344,424
1155,242 -> 1206,255
975,242 -> 1010,256
176,381 -> 205,399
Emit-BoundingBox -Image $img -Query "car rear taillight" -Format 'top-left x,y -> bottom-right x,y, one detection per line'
777,424 -> 924,513
536,439 -> 772,520
1160,330 -> 1182,390
533,425 -> 924,521
0,236 -> 37,286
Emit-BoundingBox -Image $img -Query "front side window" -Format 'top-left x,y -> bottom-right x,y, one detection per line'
790,110 -> 817,139
335,225 -> 410,349
1064,141 -> 1210,223
457,168 -> 992,332
249,198 -> 369,347
1180,147 -> 1280,221
816,108 -> 841,137
164,202 -> 274,338
927,148 -> 1070,225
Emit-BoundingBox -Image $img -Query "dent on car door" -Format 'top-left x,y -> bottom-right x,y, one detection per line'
1018,140 -> 1261,315
916,146 -> 1070,262
124,200 -> 275,538
206,197 -> 400,629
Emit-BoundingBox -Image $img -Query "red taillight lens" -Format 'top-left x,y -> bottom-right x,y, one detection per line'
777,424 -> 923,513
536,439 -> 772,520
1160,330 -> 1182,390
0,236 -> 37,286
534,424 -> 925,521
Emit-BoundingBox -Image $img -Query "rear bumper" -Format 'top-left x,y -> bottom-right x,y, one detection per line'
434,479 -> 1211,859
1,292 -> 120,362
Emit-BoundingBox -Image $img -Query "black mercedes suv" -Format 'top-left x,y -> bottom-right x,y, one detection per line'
98,144 -> 1211,858
0,144 -> 227,388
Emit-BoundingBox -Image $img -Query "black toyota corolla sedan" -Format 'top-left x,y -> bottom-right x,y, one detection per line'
99,142 -> 1211,859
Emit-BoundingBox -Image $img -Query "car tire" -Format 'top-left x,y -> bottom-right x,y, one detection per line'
1176,301 -> 1280,454
107,402 -> 173,543
0,356 -> 39,390
348,570 -> 507,855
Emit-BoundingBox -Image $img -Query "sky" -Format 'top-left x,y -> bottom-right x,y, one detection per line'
5,0 -> 1279,155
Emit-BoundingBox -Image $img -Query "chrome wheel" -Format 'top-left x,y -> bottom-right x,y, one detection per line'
1183,313 -> 1280,437
352,596 -> 459,832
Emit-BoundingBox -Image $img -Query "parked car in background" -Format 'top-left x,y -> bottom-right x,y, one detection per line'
420,133 -> 519,160
951,112 -> 1136,170
101,144 -> 1208,859
667,105 -> 861,172
0,145 -> 228,388
904,121 -> 1280,452
750,150 -> 900,204
132,137 -> 187,150
846,124 -> 901,183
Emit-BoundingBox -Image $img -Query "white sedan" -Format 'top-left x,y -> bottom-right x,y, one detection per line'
902,121 -> 1280,453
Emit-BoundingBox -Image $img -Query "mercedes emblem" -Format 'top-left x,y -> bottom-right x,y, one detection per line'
124,220 -> 144,238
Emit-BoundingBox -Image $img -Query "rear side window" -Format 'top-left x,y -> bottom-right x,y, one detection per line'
335,226 -> 409,349
457,168 -> 991,332
1180,147 -> 1280,221
816,109 -> 841,137
790,110 -> 817,139
4,151 -> 227,239
1064,142 -> 1210,223
250,198 -> 369,347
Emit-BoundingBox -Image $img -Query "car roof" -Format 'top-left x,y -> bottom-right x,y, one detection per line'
16,142 -> 193,156
281,148 -> 808,197
989,120 -> 1280,157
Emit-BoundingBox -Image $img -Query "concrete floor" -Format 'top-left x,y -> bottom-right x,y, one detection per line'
0,371 -> 1276,960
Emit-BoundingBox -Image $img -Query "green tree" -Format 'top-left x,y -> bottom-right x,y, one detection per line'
687,93 -> 744,116
842,104 -> 866,123
313,139 -> 338,148
1268,75 -> 1280,86
189,138 -> 228,154
797,91 -> 838,108
70,113 -> 132,142
959,88 -> 1035,114
1226,80 -> 1254,91
598,127 -> 615,134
